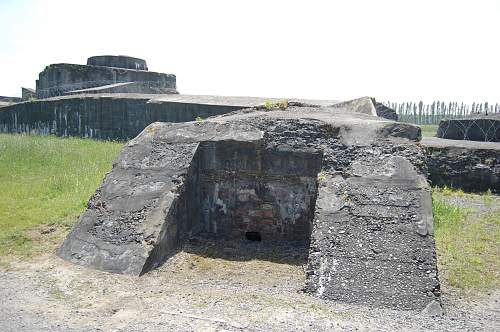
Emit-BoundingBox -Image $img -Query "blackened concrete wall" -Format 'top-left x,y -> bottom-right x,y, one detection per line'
437,115 -> 500,142
87,55 -> 148,70
63,82 -> 178,96
36,64 -> 176,98
0,95 -> 245,140
423,137 -> 500,193
0,96 -> 21,103
0,95 -> 405,141
21,87 -> 36,101
195,141 -> 322,241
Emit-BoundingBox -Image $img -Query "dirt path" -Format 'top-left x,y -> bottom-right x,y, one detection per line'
1,238 -> 499,332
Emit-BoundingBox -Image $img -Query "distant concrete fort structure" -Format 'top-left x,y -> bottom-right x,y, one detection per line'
35,55 -> 177,98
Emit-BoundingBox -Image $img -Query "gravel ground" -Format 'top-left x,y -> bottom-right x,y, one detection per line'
1,193 -> 499,331
0,236 -> 499,332
440,193 -> 500,215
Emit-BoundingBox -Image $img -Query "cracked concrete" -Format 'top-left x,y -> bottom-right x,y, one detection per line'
58,102 -> 439,310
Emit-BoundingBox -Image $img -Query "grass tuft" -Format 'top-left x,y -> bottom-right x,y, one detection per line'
419,124 -> 438,138
264,99 -> 289,110
434,185 -> 466,197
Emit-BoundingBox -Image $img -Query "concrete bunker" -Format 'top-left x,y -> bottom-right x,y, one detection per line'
421,112 -> 500,193
35,55 -> 177,99
437,113 -> 500,142
59,103 -> 440,311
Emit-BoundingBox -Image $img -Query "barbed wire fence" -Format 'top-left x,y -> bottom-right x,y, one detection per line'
437,117 -> 500,142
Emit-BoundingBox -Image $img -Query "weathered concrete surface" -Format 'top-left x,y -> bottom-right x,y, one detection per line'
87,55 -> 148,70
423,137 -> 500,193
306,158 -> 438,310
64,82 -> 178,96
21,87 -> 36,101
0,96 -> 20,108
0,95 -> 21,103
311,97 -> 397,121
0,95 -> 398,140
36,63 -> 176,98
437,113 -> 500,142
58,102 -> 439,310
374,101 -> 398,121
0,94 -> 255,140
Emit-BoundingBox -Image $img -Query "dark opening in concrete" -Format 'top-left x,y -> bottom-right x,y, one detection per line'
245,231 -> 262,242
177,140 -> 323,264
191,141 -> 323,243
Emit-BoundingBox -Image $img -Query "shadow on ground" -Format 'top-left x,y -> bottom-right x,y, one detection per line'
182,237 -> 310,266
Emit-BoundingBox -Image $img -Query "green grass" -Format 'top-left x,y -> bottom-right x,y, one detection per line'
433,189 -> 500,291
0,134 -> 122,256
419,124 -> 438,137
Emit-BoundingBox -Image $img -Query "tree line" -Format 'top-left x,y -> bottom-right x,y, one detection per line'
383,101 -> 500,125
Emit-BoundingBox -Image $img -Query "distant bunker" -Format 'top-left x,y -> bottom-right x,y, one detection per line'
58,101 -> 440,311
35,55 -> 176,99
425,113 -> 500,193
422,137 -> 499,193
437,113 -> 500,142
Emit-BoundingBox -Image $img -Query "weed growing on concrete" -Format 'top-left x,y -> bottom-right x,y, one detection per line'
317,171 -> 327,182
264,99 -> 289,110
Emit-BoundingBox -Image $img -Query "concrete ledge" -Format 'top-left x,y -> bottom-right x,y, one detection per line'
422,137 -> 500,193
0,94 -> 402,140
64,82 -> 178,96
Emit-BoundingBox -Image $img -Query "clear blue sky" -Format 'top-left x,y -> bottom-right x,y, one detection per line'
0,0 -> 498,103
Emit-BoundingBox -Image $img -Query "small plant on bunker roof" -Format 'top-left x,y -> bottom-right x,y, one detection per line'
264,100 -> 275,110
195,116 -> 203,122
264,99 -> 289,110
278,99 -> 289,109
317,171 -> 327,182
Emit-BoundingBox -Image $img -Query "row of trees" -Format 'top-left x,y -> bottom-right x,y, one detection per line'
383,101 -> 500,125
